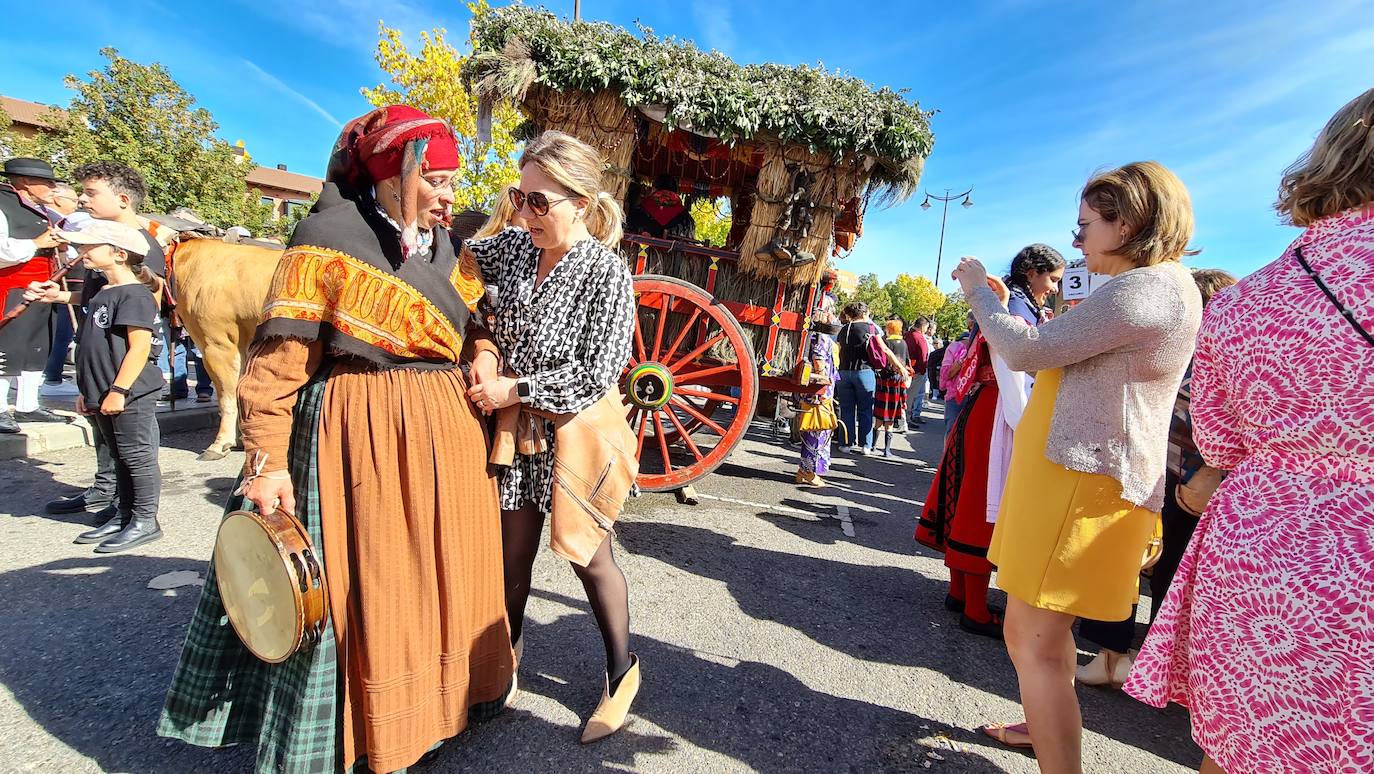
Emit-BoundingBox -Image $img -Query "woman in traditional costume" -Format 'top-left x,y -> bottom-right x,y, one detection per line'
158,105 -> 513,773
464,130 -> 641,744
795,270 -> 840,486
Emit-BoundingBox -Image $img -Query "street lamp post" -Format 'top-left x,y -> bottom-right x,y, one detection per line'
919,187 -> 973,287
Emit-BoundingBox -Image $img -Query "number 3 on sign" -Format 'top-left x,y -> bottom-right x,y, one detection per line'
1062,267 -> 1091,300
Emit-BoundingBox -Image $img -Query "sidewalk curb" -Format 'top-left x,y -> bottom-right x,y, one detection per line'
0,406 -> 220,461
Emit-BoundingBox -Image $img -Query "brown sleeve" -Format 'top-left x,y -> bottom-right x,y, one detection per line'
462,320 -> 500,364
238,337 -> 323,475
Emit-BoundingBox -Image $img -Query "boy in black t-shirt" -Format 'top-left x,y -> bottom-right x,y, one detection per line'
47,221 -> 164,552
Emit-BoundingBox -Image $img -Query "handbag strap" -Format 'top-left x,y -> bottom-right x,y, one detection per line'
1294,246 -> 1374,347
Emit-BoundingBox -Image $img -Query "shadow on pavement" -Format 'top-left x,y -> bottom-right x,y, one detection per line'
0,456 -> 98,527
0,555 -> 246,773
431,588 -> 1008,773
619,522 -> 1201,768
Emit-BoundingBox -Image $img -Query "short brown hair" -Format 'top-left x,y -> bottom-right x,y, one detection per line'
1276,88 -> 1374,227
1191,268 -> 1238,307
1081,161 -> 1198,267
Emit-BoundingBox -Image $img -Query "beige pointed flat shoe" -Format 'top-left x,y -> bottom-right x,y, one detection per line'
505,636 -> 524,708
580,655 -> 641,744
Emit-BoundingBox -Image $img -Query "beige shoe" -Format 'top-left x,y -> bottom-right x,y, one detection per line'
505,636 -> 524,708
796,471 -> 827,488
580,655 -> 641,744
1076,648 -> 1133,688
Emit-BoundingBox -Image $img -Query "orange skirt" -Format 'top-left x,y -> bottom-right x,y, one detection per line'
318,364 -> 513,773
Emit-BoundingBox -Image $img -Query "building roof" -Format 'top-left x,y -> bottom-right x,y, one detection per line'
245,165 -> 323,198
1,96 -> 61,129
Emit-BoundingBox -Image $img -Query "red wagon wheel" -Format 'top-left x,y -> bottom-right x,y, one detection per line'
622,274 -> 758,492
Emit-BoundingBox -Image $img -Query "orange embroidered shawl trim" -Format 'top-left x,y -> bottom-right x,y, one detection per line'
260,245 -> 483,362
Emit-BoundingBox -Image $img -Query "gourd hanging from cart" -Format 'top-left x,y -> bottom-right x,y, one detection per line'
468,7 -> 934,492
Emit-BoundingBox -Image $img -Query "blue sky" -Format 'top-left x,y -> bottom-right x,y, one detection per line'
3,0 -> 1370,285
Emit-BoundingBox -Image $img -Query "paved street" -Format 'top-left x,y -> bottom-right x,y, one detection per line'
0,400 -> 1201,773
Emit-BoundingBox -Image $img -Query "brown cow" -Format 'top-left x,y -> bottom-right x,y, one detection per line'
171,236 -> 281,460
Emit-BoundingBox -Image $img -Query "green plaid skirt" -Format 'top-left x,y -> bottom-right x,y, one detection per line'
158,374 -> 505,773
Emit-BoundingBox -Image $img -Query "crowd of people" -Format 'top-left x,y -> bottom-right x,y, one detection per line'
794,88 -> 1374,774
1,75 -> 1370,772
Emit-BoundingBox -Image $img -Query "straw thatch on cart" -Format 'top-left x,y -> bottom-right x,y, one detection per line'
466,6 -> 935,286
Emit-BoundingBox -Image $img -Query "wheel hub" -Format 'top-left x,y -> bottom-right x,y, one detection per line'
626,362 -> 674,409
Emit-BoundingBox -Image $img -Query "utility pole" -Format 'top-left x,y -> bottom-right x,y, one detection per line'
574,0 -> 581,21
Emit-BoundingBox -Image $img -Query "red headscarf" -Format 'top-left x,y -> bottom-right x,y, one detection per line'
327,105 -> 462,254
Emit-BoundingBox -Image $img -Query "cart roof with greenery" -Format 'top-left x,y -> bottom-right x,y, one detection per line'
466,4 -> 936,284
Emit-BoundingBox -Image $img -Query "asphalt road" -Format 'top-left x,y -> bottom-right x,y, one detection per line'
0,400 -> 1201,773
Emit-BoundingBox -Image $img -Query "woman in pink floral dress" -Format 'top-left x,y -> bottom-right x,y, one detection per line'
1125,89 -> 1374,774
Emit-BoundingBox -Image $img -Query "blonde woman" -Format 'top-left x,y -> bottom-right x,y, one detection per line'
464,131 -> 640,743
1126,89 -> 1374,774
955,161 -> 1202,772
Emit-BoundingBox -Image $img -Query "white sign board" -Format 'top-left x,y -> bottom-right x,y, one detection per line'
1061,266 -> 1112,300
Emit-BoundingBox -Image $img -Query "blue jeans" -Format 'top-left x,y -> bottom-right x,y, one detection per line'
907,374 -> 928,421
44,305 -> 75,383
159,333 -> 188,399
944,393 -> 964,439
835,368 -> 876,449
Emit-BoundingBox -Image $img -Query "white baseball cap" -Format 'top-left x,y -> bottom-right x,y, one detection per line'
57,220 -> 149,257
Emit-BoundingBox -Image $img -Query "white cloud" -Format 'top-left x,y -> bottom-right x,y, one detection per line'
241,60 -> 343,128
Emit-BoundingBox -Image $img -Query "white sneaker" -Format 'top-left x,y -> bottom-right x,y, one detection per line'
40,380 -> 81,397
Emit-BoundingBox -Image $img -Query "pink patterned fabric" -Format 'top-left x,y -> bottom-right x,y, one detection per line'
1125,206 -> 1374,773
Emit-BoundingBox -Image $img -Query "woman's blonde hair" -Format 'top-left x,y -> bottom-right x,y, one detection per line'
519,130 -> 624,247
1191,268 -> 1238,307
475,186 -> 520,240
1277,88 -> 1374,227
1081,161 -> 1198,267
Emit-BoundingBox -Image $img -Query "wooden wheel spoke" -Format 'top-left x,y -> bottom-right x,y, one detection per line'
675,388 -> 739,404
651,292 -> 672,362
669,332 -> 726,374
659,307 -> 702,366
652,411 -> 674,476
634,409 -> 649,461
673,363 -> 740,386
671,395 -> 728,435
662,405 -> 705,462
633,316 -> 647,363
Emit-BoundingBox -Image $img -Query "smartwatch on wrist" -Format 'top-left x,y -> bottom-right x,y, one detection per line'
108,385 -> 131,397
516,377 -> 534,404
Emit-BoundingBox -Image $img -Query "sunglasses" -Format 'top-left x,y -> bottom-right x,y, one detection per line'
508,188 -> 575,216
1071,217 -> 1103,244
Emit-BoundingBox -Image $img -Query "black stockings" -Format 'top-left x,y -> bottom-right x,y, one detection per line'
501,504 -> 633,681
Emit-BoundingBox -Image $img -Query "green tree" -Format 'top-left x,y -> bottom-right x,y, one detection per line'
933,293 -> 971,340
689,197 -> 731,247
853,273 -> 892,320
885,273 -> 945,323
10,48 -> 258,228
363,2 -> 523,212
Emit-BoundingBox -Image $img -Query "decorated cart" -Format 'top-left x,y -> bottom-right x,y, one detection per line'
468,6 -> 934,494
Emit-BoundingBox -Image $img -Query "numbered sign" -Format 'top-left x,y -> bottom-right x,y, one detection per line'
1062,266 -> 1091,300
1062,266 -> 1112,300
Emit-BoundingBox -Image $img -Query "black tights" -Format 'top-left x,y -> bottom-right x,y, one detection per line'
502,504 -> 634,681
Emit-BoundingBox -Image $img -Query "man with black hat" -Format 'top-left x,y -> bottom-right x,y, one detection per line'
1,157 -> 68,433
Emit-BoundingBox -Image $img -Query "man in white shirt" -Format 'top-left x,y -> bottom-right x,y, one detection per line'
0,157 -> 65,432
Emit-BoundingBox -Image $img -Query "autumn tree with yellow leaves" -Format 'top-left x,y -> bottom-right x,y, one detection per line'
362,2 -> 522,212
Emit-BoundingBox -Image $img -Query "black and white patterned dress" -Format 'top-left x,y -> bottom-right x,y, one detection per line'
466,227 -> 636,513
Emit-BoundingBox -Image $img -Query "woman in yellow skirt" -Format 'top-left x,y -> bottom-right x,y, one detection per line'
951,162 -> 1203,774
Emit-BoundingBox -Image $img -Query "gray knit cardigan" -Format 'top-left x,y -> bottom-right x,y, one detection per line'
967,260 -> 1202,511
